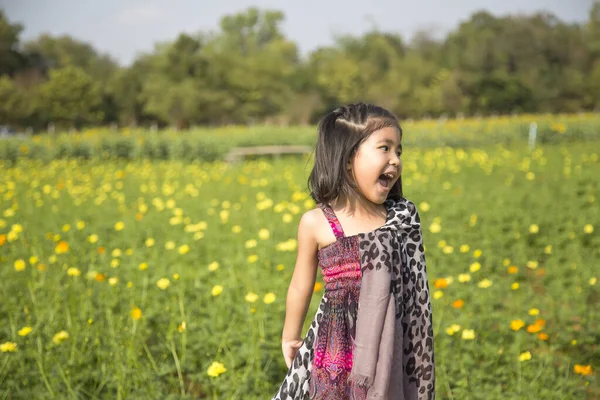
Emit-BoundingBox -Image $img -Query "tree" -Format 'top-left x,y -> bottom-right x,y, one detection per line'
37,66 -> 103,128
0,10 -> 25,76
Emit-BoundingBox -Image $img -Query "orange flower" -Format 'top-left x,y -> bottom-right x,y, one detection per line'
526,324 -> 542,333
574,364 -> 592,376
97,246 -> 106,255
314,282 -> 323,292
536,268 -> 546,276
434,278 -> 448,289
451,299 -> 464,308
535,318 -> 546,327
55,241 -> 69,254
507,266 -> 518,274
0,234 -> 6,246
136,213 -> 143,221
95,273 -> 106,282
537,332 -> 549,341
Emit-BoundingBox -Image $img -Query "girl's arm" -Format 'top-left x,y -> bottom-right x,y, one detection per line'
281,210 -> 319,341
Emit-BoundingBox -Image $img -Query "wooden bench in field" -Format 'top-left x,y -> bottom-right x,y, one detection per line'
224,145 -> 313,163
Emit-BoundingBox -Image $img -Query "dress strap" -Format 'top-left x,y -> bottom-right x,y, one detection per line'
317,203 -> 345,239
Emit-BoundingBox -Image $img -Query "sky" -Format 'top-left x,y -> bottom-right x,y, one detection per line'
1,0 -> 595,66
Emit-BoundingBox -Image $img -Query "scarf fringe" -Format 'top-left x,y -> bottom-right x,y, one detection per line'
347,370 -> 374,389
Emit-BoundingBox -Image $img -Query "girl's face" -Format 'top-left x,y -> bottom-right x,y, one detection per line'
347,126 -> 402,204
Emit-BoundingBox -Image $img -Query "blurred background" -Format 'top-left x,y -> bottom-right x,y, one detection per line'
0,2 -> 598,400
0,0 -> 599,130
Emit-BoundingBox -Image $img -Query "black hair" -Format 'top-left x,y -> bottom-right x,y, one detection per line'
308,103 -> 403,205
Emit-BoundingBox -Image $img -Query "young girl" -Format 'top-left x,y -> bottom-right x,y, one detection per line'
271,103 -> 435,400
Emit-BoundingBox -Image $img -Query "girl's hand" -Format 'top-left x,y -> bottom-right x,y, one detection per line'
281,338 -> 304,369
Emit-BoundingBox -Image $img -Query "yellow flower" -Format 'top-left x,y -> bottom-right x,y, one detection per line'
178,244 -> 190,255
248,254 -> 259,263
114,221 -> 125,231
18,326 -> 32,337
433,290 -> 444,299
461,329 -> 475,340
212,285 -> 224,296
419,202 -> 430,212
62,224 -> 71,232
518,351 -> 532,362
445,324 -> 461,335
139,262 -> 148,271
67,267 -> 81,277
276,264 -> 285,271
88,234 -> 99,244
131,307 -> 142,321
145,238 -> 155,247
258,228 -> 270,240
459,244 -> 470,253
590,277 -> 597,286
165,241 -> 176,250
477,279 -> 492,288
76,220 -> 85,230
29,256 -> 38,265
442,245 -> 454,254
52,330 -> 69,345
526,260 -> 538,269
429,222 -> 441,233
574,364 -> 592,376
108,277 -> 119,286
207,361 -> 227,377
208,261 -> 219,271
457,273 -> 471,283
178,321 -> 187,332
469,262 -> 481,273
544,245 -> 552,254
528,308 -> 539,316
263,292 -> 276,304
156,278 -> 170,290
529,224 -> 539,234
14,259 -> 26,271
511,282 -> 519,290
111,248 -> 122,258
282,213 -> 293,223
245,239 -> 257,249
510,319 -> 525,331
473,249 -> 482,258
245,292 -> 258,303
0,342 -> 17,352
173,273 -> 179,280
111,259 -> 120,268
583,224 -> 594,234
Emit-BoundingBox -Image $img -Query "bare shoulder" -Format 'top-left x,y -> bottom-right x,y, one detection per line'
299,207 -> 333,251
298,207 -> 322,231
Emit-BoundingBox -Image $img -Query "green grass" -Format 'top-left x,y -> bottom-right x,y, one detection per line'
0,140 -> 598,399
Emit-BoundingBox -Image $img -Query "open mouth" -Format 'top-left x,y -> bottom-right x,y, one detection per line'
378,173 -> 394,189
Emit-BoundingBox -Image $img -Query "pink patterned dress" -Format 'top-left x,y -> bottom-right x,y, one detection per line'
271,198 -> 436,400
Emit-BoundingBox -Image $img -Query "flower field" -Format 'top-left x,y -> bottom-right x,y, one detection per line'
0,123 -> 598,398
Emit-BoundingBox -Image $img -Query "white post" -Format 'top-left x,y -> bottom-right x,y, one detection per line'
528,122 -> 537,151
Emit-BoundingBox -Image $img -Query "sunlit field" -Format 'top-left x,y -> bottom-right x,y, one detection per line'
1,128 -> 598,398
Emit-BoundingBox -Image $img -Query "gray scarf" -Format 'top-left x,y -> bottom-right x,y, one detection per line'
347,199 -> 435,399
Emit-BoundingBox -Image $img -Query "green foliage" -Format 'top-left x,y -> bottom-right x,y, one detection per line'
2,5 -> 600,128
37,66 -> 104,128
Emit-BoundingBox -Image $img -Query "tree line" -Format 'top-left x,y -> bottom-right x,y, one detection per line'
1,4 -> 600,130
